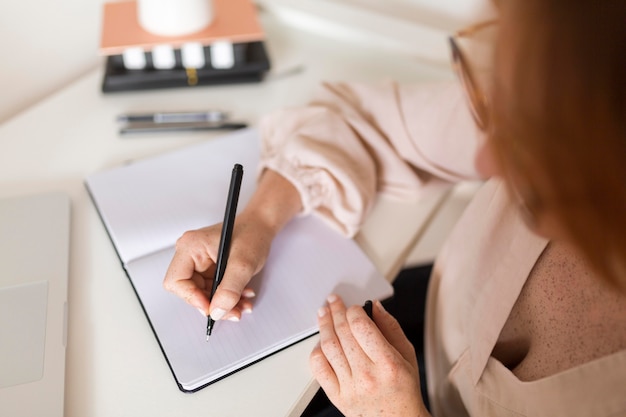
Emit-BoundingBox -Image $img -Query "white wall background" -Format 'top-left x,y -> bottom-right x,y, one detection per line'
0,0 -> 486,124
389,0 -> 487,22
0,0 -> 106,123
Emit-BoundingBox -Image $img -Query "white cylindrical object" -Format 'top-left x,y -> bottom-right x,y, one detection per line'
181,42 -> 206,68
152,45 -> 176,69
138,0 -> 213,37
209,41 -> 234,69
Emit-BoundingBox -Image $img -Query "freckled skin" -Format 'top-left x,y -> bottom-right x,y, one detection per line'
494,241 -> 626,381
310,296 -> 429,417
163,170 -> 303,321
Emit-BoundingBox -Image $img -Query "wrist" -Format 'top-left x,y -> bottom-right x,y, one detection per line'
240,169 -> 303,236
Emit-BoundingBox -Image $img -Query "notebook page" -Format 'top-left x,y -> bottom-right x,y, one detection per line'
85,129 -> 260,264
126,215 -> 393,391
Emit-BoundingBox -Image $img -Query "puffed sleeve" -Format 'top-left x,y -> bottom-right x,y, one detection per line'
258,80 -> 483,237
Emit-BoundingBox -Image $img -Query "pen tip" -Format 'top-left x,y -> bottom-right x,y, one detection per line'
206,322 -> 213,342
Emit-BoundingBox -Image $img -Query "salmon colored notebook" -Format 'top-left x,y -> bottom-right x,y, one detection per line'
99,0 -> 265,56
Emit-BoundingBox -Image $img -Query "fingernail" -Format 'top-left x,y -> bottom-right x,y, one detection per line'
210,308 -> 226,321
318,306 -> 328,317
227,316 -> 240,322
243,307 -> 253,314
326,294 -> 337,303
375,300 -> 386,313
242,289 -> 256,298
197,308 -> 207,317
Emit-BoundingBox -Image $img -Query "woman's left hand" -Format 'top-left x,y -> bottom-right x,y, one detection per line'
310,294 -> 430,417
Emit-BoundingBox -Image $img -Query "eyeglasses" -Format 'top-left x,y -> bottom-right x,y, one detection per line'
450,21 -> 544,220
449,20 -> 498,131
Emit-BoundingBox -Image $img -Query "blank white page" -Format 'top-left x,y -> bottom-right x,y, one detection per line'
85,129 -> 260,264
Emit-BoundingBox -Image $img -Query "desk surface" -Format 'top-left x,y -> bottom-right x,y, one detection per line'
0,11 -> 451,417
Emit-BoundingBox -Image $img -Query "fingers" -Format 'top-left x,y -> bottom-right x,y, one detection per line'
371,300 -> 416,366
208,253 -> 257,320
163,225 -> 259,321
163,234 -> 214,313
310,295 -> 425,416
319,295 -> 415,369
316,299 -> 352,380
310,341 -> 339,397
313,295 -> 375,379
214,288 -> 256,322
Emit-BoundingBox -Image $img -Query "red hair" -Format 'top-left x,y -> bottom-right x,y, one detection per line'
490,0 -> 626,288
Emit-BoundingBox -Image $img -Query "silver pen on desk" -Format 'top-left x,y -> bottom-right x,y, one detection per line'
117,110 -> 229,124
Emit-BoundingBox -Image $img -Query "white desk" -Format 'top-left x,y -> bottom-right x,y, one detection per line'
0,12 -> 452,417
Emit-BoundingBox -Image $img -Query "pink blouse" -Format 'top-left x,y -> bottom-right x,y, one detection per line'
258,81 -> 626,416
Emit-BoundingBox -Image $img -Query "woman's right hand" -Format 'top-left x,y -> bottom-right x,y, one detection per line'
163,211 -> 276,321
162,169 -> 304,322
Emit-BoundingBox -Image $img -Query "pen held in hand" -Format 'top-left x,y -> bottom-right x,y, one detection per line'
207,164 -> 244,341
363,299 -> 373,319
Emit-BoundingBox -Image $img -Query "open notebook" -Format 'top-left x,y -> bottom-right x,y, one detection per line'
85,129 -> 393,392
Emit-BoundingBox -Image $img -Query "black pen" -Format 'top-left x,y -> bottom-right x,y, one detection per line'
207,164 -> 244,341
363,300 -> 373,319
119,121 -> 248,135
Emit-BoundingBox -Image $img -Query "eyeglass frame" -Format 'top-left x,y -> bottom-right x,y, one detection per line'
448,20 -> 498,131
449,20 -> 545,219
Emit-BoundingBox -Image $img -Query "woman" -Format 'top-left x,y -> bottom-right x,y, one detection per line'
163,0 -> 626,415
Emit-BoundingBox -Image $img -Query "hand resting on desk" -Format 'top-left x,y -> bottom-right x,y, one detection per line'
163,170 -> 303,322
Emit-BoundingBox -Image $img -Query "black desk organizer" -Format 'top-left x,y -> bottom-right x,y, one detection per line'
102,41 -> 271,93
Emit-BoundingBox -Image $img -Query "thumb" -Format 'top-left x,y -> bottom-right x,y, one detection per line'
208,267 -> 250,320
